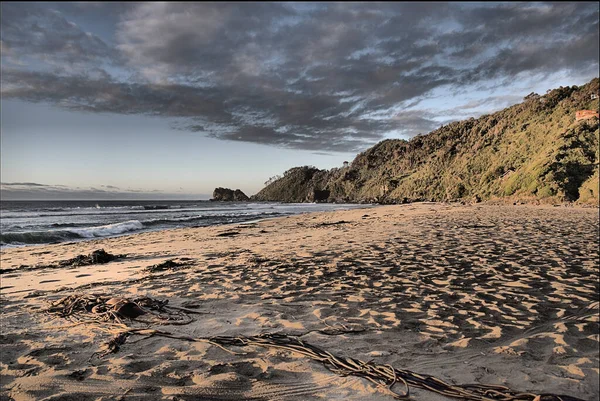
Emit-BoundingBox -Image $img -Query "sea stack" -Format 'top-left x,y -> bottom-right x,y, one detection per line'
211,187 -> 250,201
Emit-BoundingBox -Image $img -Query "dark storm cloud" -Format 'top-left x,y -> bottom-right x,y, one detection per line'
0,2 -> 115,69
1,2 -> 598,152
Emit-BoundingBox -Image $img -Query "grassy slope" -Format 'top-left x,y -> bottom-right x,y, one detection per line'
253,78 -> 599,205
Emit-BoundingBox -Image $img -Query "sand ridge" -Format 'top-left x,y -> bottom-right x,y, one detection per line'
1,203 -> 598,400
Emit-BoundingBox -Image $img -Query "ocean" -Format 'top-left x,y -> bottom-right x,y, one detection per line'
0,200 -> 370,247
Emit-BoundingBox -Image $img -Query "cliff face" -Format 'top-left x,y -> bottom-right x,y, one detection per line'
253,78 -> 599,205
251,167 -> 330,203
212,188 -> 250,201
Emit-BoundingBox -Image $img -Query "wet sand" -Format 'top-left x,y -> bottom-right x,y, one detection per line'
1,203 -> 598,401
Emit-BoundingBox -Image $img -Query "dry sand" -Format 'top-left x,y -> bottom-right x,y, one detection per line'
1,203 -> 598,401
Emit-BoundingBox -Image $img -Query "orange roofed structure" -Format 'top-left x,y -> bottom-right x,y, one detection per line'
575,110 -> 599,121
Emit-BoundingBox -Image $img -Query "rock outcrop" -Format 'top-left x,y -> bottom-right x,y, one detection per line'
212,188 -> 249,202
233,189 -> 250,201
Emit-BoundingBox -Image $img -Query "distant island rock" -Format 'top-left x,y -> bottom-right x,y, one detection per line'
211,187 -> 250,202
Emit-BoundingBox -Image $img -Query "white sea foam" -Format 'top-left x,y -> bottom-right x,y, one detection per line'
65,220 -> 144,238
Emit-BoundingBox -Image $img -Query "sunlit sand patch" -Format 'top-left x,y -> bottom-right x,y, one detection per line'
554,322 -> 568,333
426,309 -> 439,318
510,338 -> 528,347
235,312 -> 270,327
199,292 -> 223,300
587,334 -> 599,342
551,281 -> 571,294
466,318 -> 482,329
365,316 -> 381,327
420,319 -> 457,329
347,295 -> 365,302
553,346 -> 567,354
531,332 -> 568,347
574,286 -> 596,294
569,293 -> 594,303
560,365 -> 585,378
521,302 -> 538,313
380,312 -> 400,326
493,346 -> 524,356
279,320 -> 304,330
486,305 -> 505,314
490,293 -> 507,300
447,337 -> 471,347
479,326 -> 502,339
503,281 -> 531,289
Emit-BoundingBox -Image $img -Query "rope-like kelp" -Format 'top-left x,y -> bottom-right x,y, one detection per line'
43,295 -> 586,401
44,294 -> 200,326
96,328 -> 586,401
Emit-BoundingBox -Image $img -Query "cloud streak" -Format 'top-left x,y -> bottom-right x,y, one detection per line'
1,2 -> 598,152
0,182 -> 206,200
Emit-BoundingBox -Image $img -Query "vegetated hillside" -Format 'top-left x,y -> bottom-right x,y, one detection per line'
252,78 -> 599,205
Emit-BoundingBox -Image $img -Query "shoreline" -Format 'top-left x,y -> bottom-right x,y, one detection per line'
0,202 -> 375,250
1,202 -> 598,400
2,199 -> 595,251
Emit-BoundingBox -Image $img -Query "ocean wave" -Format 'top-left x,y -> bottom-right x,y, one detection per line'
2,206 -> 147,219
143,215 -> 207,226
1,220 -> 144,245
32,206 -> 238,218
0,211 -> 291,246
1,230 -> 81,245
142,211 -> 283,226
50,222 -> 95,228
38,205 -> 146,212
66,220 -> 144,238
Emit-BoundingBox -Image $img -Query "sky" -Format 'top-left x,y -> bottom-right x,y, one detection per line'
1,2 -> 598,200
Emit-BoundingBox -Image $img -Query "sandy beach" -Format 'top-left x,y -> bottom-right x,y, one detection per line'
1,202 -> 598,401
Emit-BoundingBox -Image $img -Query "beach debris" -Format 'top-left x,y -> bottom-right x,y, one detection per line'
54,249 -> 124,267
31,250 -> 53,256
216,231 -> 241,237
52,249 -> 124,267
460,224 -> 496,229
0,249 -> 125,274
44,293 -> 193,326
315,220 -> 350,227
104,298 -> 146,319
97,329 -> 585,401
144,259 -> 190,273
